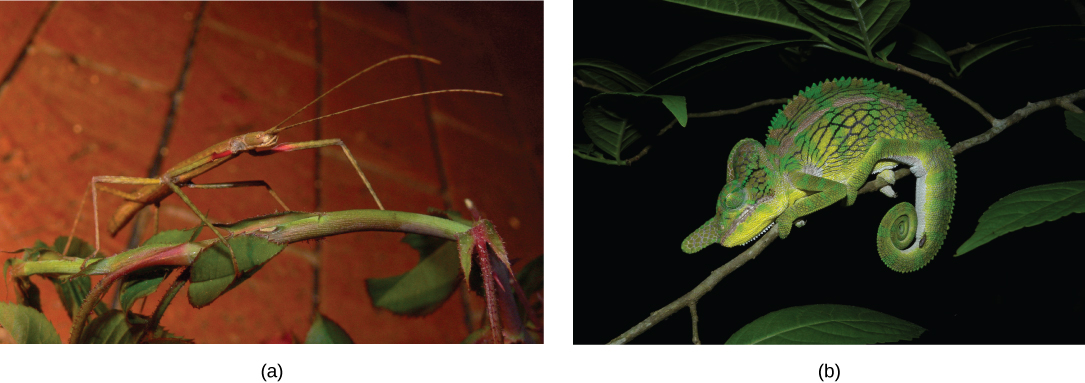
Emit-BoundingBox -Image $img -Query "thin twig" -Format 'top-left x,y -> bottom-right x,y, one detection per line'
690,302 -> 701,345
658,98 -> 790,136
882,58 -> 996,123
611,85 -> 1085,344
608,227 -> 778,345
945,43 -> 976,57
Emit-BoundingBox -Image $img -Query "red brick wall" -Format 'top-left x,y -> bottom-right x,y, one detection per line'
0,1 -> 541,343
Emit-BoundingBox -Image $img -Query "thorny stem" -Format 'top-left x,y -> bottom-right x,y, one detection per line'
10,209 -> 475,343
610,86 -> 1085,344
17,210 -> 472,280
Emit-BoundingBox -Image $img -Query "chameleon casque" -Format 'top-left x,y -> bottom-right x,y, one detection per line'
681,78 -> 956,272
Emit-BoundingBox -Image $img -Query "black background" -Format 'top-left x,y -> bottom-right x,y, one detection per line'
574,1 -> 1085,344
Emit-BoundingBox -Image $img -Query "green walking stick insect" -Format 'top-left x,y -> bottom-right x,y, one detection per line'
62,54 -> 502,278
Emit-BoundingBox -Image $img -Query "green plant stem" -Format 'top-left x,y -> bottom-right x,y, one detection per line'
14,209 -> 471,279
43,209 -> 472,343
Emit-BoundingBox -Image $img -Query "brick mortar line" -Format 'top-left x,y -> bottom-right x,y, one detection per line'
29,42 -> 171,93
124,1 -> 208,251
202,18 -> 317,68
0,2 -> 58,96
405,3 -> 477,336
320,7 -> 412,51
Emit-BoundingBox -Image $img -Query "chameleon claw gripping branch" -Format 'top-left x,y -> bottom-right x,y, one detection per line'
682,78 -> 956,273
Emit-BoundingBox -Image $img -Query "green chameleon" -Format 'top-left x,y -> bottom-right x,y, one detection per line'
682,78 -> 956,272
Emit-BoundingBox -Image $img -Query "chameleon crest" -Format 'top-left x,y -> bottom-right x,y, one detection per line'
682,78 -> 956,272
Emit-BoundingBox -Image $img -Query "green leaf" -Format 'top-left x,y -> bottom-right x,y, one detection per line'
726,304 -> 924,344
582,103 -> 639,161
53,236 -> 94,259
665,0 -> 822,37
461,326 -> 490,344
875,41 -> 896,60
516,256 -> 544,297
305,314 -> 353,344
657,35 -> 775,72
651,40 -> 816,93
366,241 -> 462,316
573,58 -> 651,92
53,275 -> 107,319
118,268 -> 171,312
401,233 -> 447,261
1066,111 -> 1085,142
956,181 -> 1085,256
80,310 -> 141,344
458,234 -> 474,283
79,310 -> 185,344
903,26 -> 955,72
784,0 -> 909,58
142,227 -> 201,246
957,25 -> 1085,74
582,93 -> 687,160
0,301 -> 61,344
13,277 -> 41,312
188,236 -> 285,307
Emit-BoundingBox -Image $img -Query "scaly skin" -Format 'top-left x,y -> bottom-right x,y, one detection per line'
682,78 -> 956,272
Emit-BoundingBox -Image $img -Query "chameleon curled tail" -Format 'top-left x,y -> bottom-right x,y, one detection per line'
681,77 -> 955,273
875,146 -> 956,272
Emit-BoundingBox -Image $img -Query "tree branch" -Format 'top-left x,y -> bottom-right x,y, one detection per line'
659,98 -> 790,136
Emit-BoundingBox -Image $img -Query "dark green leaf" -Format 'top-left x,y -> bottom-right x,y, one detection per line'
582,103 -> 639,161
956,181 -> 1085,256
118,268 -> 171,312
1066,111 -> 1085,142
188,236 -> 285,307
957,25 -> 1085,74
875,41 -> 896,60
784,0 -> 909,57
0,301 -> 61,344
366,241 -> 461,316
903,26 -> 954,71
573,58 -> 651,92
142,227 -> 201,246
651,40 -> 816,93
458,234 -> 474,283
461,326 -> 490,344
401,233 -> 448,261
79,310 -> 185,344
53,275 -> 107,319
726,304 -> 924,344
53,236 -> 94,259
13,277 -> 41,313
582,93 -> 686,160
516,255 -> 543,296
665,0 -> 820,37
657,35 -> 774,71
80,310 -> 141,344
305,314 -> 353,344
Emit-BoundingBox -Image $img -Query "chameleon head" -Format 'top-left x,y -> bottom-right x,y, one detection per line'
681,138 -> 787,253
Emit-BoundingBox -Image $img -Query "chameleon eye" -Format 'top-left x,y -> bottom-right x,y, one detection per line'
724,189 -> 745,210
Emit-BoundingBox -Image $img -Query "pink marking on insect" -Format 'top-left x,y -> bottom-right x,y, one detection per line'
268,143 -> 298,153
211,150 -> 233,160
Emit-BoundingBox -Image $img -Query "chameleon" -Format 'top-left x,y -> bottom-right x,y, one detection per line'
681,78 -> 955,272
